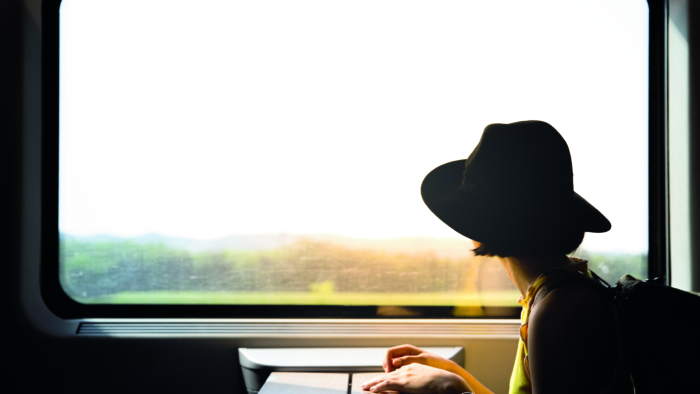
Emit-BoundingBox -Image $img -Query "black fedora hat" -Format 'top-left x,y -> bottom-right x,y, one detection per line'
421,120 -> 610,244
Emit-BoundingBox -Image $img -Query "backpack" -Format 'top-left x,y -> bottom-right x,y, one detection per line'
531,269 -> 700,394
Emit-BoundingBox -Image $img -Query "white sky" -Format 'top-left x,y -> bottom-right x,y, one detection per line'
59,0 -> 649,253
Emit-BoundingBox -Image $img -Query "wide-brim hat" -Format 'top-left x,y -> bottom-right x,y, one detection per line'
421,121 -> 610,244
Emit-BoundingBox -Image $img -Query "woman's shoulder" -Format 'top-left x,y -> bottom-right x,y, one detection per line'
530,284 -> 616,349
527,285 -> 621,393
533,284 -> 612,320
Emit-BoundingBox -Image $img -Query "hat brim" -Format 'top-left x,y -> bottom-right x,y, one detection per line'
421,160 -> 611,243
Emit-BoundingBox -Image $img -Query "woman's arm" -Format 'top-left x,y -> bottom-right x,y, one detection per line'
382,345 -> 495,394
447,365 -> 495,394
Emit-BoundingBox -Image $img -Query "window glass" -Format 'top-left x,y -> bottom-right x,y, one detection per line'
59,0 -> 649,312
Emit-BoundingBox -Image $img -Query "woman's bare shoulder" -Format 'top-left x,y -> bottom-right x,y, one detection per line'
528,285 -> 619,393
533,285 -> 612,321
530,284 -> 616,344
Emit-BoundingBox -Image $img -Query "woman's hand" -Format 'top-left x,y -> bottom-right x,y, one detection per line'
383,344 -> 455,373
382,345 -> 493,394
362,363 -> 472,394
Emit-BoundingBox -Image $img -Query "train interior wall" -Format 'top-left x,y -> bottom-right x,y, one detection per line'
3,1 -> 698,392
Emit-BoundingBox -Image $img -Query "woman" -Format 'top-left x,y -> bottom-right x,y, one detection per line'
362,121 -> 631,394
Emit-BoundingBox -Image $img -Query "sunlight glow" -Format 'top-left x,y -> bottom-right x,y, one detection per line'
59,0 -> 649,253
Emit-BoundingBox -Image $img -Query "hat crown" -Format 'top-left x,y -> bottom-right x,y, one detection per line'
420,120 -> 611,245
463,121 -> 573,192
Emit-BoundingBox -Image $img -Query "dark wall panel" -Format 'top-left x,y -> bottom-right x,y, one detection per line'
689,1 -> 700,292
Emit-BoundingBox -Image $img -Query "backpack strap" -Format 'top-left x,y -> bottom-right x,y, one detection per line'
589,269 -> 612,288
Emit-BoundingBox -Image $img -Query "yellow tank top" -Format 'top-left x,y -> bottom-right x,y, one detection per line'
508,258 -> 590,394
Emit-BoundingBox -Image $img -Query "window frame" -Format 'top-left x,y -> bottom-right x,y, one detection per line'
40,0 -> 670,319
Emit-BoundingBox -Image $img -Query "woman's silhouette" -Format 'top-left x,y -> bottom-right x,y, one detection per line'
362,121 -> 632,394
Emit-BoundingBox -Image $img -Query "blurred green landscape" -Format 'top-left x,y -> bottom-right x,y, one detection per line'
60,234 -> 646,308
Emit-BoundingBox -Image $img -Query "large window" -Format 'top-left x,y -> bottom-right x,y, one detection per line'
53,0 -> 652,317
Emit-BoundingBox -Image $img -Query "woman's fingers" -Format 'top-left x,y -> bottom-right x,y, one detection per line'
361,374 -> 388,391
365,363 -> 472,394
361,373 -> 404,393
382,355 -> 393,372
383,345 -> 421,372
367,378 -> 399,392
392,355 -> 425,369
383,345 -> 409,371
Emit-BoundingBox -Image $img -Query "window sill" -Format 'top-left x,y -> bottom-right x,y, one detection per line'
74,318 -> 520,338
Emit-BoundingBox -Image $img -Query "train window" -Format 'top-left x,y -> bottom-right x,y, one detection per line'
46,0 -> 656,318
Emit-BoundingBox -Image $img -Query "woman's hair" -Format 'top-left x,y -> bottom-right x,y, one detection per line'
472,229 -> 585,258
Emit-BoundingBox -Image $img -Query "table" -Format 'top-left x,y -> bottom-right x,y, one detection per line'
258,372 -> 396,394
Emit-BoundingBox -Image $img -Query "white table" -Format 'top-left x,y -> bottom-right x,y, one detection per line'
259,372 -> 394,394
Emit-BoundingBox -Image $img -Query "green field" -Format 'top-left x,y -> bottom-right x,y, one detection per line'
80,290 -> 522,306
60,235 -> 646,311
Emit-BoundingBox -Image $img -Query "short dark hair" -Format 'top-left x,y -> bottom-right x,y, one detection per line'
472,229 -> 585,258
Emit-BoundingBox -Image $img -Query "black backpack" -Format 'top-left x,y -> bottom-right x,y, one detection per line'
532,269 -> 700,394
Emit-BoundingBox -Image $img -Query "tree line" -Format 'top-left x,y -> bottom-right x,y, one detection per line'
60,236 -> 647,300
61,237 -> 481,299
